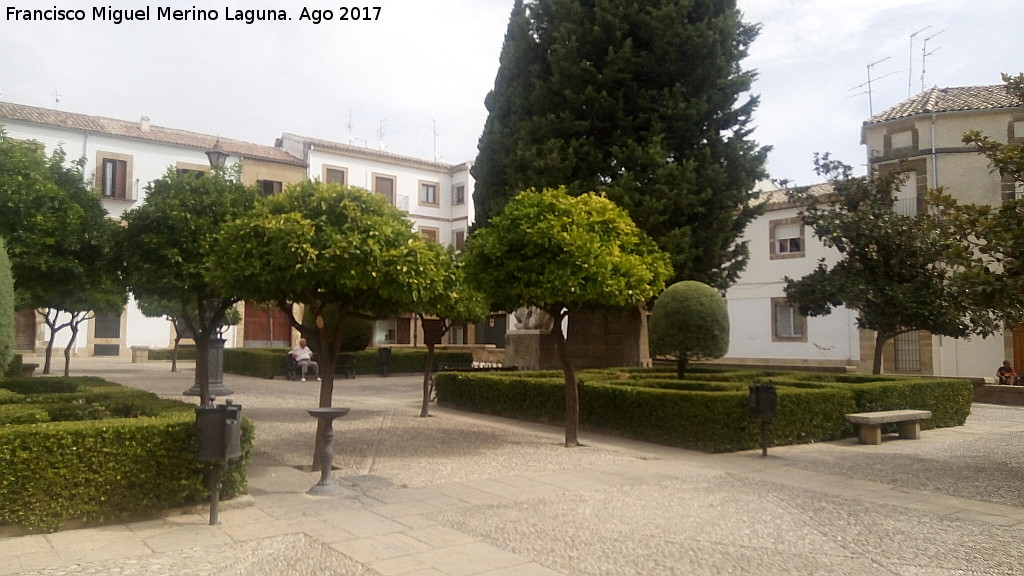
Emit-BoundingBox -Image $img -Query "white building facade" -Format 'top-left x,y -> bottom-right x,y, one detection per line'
1,102 -> 479,356
723,84 -> 1023,379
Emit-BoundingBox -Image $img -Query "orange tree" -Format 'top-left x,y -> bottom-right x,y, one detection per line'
463,187 -> 672,446
208,181 -> 448,409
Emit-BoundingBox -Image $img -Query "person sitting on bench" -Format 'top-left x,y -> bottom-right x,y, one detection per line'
289,339 -> 320,382
997,360 -> 1017,386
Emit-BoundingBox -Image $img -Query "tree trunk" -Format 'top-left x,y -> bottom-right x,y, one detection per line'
872,331 -> 887,375
550,309 -> 579,447
311,308 -> 343,471
676,355 -> 688,379
421,343 -> 435,417
63,318 -> 81,377
171,333 -> 180,372
43,337 -> 54,375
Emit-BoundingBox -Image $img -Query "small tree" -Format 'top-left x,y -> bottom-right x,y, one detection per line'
122,168 -> 259,404
412,244 -> 488,417
208,181 -> 450,468
464,187 -> 672,446
784,155 -> 986,374
649,281 -> 729,378
0,237 -> 14,376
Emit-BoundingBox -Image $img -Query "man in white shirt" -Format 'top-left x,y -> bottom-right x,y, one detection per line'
289,338 -> 320,382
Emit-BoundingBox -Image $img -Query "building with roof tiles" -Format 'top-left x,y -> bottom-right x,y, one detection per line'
0,102 -> 484,359
720,83 -> 1024,378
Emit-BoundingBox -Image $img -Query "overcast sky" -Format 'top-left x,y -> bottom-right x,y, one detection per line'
1,0 -> 1019,186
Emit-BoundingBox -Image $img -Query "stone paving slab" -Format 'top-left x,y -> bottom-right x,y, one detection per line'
2,359 -> 1024,575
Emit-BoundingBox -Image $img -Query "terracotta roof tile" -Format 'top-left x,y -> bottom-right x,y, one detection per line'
864,85 -> 1022,125
0,102 -> 305,166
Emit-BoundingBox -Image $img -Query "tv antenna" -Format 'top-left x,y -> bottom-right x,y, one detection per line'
848,57 -> 897,116
921,29 -> 944,91
377,117 -> 387,150
51,90 -> 62,108
908,25 -> 931,97
431,117 -> 441,161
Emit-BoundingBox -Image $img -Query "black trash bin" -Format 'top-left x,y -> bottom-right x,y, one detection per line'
377,347 -> 392,377
195,400 -> 242,462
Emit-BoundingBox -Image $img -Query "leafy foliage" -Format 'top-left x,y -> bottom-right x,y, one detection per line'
473,0 -> 769,288
784,155 -> 986,374
208,181 -> 449,408
121,168 -> 259,401
463,187 -> 672,445
649,281 -> 729,377
931,73 -> 1024,329
0,237 -> 13,376
0,130 -> 127,375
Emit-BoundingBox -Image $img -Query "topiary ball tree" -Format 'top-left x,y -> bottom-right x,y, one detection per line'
649,281 -> 729,379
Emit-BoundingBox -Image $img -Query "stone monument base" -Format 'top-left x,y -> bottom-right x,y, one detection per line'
505,329 -> 561,370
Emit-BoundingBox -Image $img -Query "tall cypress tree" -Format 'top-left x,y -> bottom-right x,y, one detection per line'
473,0 -> 769,288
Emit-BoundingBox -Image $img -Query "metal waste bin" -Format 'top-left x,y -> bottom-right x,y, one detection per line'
195,400 -> 242,462
748,383 -> 777,421
377,347 -> 392,377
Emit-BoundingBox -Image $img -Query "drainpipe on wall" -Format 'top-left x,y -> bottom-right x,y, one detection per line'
930,112 -> 939,187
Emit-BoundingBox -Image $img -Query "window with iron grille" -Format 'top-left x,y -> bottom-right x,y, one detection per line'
893,331 -> 921,372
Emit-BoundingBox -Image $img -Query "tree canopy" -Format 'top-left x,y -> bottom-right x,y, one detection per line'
473,0 -> 768,289
410,243 -> 489,417
463,187 -> 672,445
784,155 -> 986,374
649,281 -> 729,378
121,168 -> 259,402
0,130 -> 126,374
208,181 -> 450,408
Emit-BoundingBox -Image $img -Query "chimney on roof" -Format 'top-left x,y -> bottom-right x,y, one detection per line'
140,116 -> 150,132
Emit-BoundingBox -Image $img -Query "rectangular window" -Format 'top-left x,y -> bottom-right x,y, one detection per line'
94,312 -> 121,338
420,227 -> 439,243
772,298 -> 806,342
453,184 -> 466,205
95,152 -> 133,200
102,158 -> 128,198
895,172 -> 918,216
373,174 -> 396,205
257,180 -> 283,196
419,181 -> 439,206
769,218 -> 805,260
324,166 -> 347,185
452,229 -> 465,251
893,331 -> 921,372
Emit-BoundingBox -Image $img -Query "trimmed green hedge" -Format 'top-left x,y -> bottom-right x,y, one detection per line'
434,369 -> 972,452
223,347 -> 474,379
3,353 -> 23,378
0,377 -> 253,532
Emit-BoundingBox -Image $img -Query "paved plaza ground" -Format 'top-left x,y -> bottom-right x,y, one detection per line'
2,357 -> 1023,575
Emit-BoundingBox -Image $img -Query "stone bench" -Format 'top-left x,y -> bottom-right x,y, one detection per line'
845,409 -> 932,445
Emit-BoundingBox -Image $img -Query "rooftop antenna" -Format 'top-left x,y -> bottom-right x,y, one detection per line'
908,25 -> 931,97
346,111 -> 354,143
848,57 -> 897,116
51,90 -> 62,108
377,117 -> 387,150
921,29 -> 944,91
431,117 -> 440,161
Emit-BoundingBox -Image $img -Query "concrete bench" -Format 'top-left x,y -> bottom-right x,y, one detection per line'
845,409 -> 932,445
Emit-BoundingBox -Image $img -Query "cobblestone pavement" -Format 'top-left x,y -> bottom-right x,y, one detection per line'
2,358 -> 1023,575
